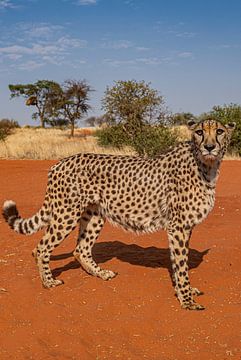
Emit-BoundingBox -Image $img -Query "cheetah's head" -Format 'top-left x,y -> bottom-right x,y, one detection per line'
188,119 -> 236,165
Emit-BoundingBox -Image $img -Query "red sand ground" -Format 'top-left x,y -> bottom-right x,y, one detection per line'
0,160 -> 240,360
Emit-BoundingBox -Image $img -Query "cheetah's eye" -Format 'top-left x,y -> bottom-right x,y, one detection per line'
216,128 -> 225,135
195,130 -> 203,136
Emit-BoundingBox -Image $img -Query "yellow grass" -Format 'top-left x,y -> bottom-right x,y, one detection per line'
173,125 -> 191,141
0,128 -> 134,160
224,153 -> 241,160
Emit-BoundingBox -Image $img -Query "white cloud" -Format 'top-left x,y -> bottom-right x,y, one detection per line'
103,58 -> 136,67
0,0 -> 15,9
0,44 -> 58,56
20,23 -> 64,40
0,45 -> 34,55
136,57 -> 162,65
135,46 -> 149,51
174,31 -> 196,38
103,52 -> 194,68
211,44 -> 240,50
177,52 -> 193,58
101,39 -> 150,52
6,53 -> 22,60
0,35 -> 87,60
15,60 -> 45,71
0,18 -> 89,72
41,55 -> 61,65
57,36 -> 87,49
103,57 -> 164,67
76,0 -> 97,5
101,40 -> 133,50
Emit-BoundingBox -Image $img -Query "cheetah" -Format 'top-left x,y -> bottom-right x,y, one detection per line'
2,119 -> 235,310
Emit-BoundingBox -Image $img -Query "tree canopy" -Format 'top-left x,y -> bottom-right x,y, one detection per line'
102,79 -> 167,126
9,80 -> 61,128
52,80 -> 92,137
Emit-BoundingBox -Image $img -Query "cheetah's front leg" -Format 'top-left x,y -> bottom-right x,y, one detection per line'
167,224 -> 205,310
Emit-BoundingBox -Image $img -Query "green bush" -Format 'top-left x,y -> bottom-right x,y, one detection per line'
96,125 -> 127,149
96,124 -> 178,157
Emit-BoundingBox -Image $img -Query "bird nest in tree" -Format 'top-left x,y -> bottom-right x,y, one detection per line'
26,96 -> 37,106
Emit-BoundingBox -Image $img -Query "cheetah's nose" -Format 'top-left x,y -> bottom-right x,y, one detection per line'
204,144 -> 216,152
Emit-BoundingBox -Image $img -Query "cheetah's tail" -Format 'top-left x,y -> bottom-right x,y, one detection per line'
2,200 -> 50,235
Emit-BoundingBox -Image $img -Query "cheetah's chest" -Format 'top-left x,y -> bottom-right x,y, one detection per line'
187,188 -> 216,226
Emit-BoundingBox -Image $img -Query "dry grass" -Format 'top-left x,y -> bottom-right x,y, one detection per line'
0,126 -> 239,160
0,128 -> 134,160
173,125 -> 191,141
224,152 -> 241,160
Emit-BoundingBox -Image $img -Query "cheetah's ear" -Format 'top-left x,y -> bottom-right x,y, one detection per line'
187,120 -> 197,130
225,122 -> 236,134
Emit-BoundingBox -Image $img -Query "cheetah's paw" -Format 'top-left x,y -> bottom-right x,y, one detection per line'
181,301 -> 205,311
42,279 -> 64,289
98,269 -> 118,281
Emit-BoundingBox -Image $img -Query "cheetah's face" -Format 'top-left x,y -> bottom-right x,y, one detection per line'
188,119 -> 236,164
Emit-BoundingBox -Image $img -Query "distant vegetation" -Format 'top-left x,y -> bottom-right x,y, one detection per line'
0,118 -> 20,142
9,79 -> 92,137
85,115 -> 106,127
1,78 -> 240,158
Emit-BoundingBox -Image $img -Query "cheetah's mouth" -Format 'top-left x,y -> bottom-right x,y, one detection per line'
202,153 -> 218,162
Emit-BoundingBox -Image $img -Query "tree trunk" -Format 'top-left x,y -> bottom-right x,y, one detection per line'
40,114 -> 45,128
70,121 -> 75,137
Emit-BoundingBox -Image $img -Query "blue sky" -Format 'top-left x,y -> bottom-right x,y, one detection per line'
0,0 -> 241,126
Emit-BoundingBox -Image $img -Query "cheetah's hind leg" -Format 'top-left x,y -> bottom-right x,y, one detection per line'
35,215 -> 78,288
73,205 -> 117,281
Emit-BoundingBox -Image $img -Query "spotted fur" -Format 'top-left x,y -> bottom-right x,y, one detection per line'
2,119 -> 235,310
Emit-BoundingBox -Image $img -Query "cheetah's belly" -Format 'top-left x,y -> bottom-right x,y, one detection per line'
100,206 -> 166,234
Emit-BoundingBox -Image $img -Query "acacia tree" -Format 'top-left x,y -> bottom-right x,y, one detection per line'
50,80 -> 92,137
9,80 -> 61,128
98,80 -> 176,156
102,79 -> 167,127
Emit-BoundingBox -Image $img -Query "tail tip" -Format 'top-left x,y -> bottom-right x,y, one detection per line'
2,200 -> 18,222
3,200 -> 16,208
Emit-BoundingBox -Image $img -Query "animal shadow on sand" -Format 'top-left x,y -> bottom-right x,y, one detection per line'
51,240 -> 209,280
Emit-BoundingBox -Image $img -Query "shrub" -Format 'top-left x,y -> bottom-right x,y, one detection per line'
0,118 -> 20,142
96,124 -> 178,157
96,125 -> 127,149
0,118 -> 20,130
0,128 -> 10,141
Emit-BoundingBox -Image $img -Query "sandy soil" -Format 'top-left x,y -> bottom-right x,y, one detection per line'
0,160 -> 240,360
